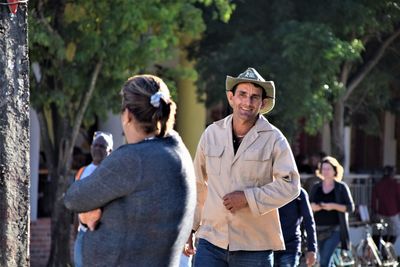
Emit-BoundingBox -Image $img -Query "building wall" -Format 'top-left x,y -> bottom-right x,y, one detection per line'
30,218 -> 74,267
30,218 -> 51,267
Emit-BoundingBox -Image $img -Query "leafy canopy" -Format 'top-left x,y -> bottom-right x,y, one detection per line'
192,0 -> 400,139
29,0 -> 234,127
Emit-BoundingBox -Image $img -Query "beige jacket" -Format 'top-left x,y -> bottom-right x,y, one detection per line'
193,115 -> 300,251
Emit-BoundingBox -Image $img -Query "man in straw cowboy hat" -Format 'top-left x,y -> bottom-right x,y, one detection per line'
184,67 -> 300,266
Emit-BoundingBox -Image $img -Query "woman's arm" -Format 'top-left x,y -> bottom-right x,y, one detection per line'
319,202 -> 347,212
64,147 -> 140,212
320,182 -> 355,213
310,202 -> 322,212
339,182 -> 355,213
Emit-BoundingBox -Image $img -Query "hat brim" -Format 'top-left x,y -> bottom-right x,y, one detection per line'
226,76 -> 275,114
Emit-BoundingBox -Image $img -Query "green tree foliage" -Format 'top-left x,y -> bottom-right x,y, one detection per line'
29,0 -> 233,265
192,0 -> 400,158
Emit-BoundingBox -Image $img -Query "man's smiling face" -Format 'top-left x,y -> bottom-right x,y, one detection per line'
227,82 -> 266,123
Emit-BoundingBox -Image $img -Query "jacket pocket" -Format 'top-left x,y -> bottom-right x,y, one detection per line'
243,148 -> 272,183
244,148 -> 271,161
205,145 -> 224,175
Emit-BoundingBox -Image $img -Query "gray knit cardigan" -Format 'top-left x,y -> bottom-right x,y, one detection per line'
64,132 -> 196,267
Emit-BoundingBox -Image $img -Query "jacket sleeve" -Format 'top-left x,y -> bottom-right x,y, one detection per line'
192,132 -> 208,231
299,189 -> 317,252
244,135 -> 301,216
64,148 -> 140,213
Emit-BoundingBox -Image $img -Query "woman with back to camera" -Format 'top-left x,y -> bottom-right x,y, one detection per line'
309,156 -> 355,267
64,74 -> 196,267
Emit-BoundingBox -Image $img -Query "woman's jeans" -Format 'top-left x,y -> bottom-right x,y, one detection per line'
193,238 -> 273,267
273,251 -> 301,267
74,230 -> 85,267
318,230 -> 340,267
180,253 -> 192,267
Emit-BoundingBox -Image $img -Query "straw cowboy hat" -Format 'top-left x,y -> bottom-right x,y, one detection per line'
226,67 -> 275,114
315,156 -> 344,181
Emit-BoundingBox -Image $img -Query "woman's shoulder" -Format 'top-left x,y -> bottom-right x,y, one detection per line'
334,180 -> 353,199
310,180 -> 322,190
103,144 -> 142,165
334,180 -> 350,189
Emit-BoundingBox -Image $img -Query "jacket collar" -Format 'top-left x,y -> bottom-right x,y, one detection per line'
214,114 -> 274,164
214,114 -> 274,133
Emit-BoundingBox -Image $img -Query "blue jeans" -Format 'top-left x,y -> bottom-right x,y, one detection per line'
318,230 -> 340,267
74,230 -> 85,267
193,238 -> 273,267
273,251 -> 301,267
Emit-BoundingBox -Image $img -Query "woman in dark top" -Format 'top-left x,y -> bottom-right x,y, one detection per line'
64,75 -> 196,267
309,156 -> 354,267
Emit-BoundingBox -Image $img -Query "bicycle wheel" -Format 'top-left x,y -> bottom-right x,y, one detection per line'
356,239 -> 382,266
331,248 -> 356,266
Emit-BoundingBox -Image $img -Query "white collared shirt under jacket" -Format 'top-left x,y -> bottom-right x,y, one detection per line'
193,114 -> 301,251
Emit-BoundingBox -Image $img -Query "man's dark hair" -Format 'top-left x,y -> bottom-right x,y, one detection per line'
231,83 -> 267,99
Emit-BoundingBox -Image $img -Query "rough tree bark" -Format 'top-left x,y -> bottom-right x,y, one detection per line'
0,4 -> 30,267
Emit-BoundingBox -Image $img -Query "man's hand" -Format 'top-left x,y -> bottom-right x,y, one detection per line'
305,251 -> 316,267
183,231 -> 196,257
79,208 -> 102,231
222,191 -> 248,213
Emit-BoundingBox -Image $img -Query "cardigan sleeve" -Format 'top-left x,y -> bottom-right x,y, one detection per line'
64,146 -> 141,213
339,182 -> 355,213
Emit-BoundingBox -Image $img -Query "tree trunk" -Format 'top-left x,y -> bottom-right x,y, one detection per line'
331,98 -> 345,162
42,112 -> 74,267
47,171 -> 73,267
0,4 -> 30,267
46,61 -> 103,267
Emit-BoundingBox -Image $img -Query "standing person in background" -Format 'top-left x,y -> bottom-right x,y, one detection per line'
65,74 -> 196,267
371,165 -> 400,243
274,188 -> 317,267
309,156 -> 355,267
73,131 -> 113,267
185,67 -> 300,267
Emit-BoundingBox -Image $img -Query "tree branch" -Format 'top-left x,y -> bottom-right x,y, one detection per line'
37,0 -> 63,43
62,59 -> 103,167
343,26 -> 400,101
37,108 -> 57,175
340,61 -> 352,84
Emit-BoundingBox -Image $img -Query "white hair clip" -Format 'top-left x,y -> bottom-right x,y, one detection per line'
150,91 -> 169,108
